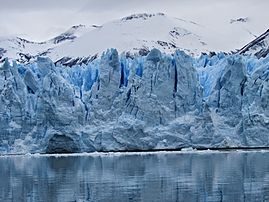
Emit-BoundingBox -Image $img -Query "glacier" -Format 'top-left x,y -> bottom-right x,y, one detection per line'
0,49 -> 269,154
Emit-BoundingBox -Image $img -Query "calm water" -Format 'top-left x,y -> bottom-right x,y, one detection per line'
1,151 -> 269,202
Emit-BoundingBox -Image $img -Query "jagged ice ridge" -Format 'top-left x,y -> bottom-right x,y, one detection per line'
1,49 -> 269,154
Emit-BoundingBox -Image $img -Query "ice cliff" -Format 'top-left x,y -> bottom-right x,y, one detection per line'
1,49 -> 269,154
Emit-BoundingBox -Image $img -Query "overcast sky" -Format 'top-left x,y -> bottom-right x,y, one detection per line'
0,0 -> 268,41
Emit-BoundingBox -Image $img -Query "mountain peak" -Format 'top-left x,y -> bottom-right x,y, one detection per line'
70,24 -> 85,29
121,13 -> 165,21
230,17 -> 249,24
50,24 -> 87,44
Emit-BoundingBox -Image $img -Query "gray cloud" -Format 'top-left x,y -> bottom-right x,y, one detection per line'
0,0 -> 88,11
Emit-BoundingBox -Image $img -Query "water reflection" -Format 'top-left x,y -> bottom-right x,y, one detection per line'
1,151 -> 269,202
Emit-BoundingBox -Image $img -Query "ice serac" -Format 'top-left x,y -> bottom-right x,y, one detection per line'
1,50 -> 269,154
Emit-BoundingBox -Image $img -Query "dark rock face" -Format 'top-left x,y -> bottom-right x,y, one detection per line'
239,29 -> 269,58
122,13 -> 165,21
230,17 -> 248,24
0,48 -> 6,59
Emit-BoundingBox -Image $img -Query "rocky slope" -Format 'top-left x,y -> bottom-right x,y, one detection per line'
239,29 -> 269,58
0,49 -> 269,154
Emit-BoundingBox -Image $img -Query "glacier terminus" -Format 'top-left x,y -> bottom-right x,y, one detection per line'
1,49 -> 269,154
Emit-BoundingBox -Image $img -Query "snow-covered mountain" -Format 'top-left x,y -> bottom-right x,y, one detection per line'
238,29 -> 269,58
48,13 -> 210,61
0,24 -> 97,63
0,13 -> 268,66
0,13 -> 211,65
0,36 -> 51,63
